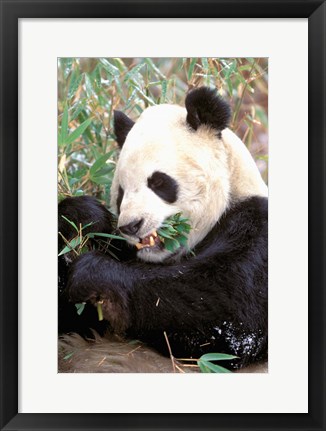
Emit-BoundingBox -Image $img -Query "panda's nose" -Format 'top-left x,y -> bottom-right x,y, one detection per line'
119,218 -> 144,236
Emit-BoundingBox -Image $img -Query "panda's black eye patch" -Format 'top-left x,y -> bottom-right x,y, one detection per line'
117,186 -> 124,214
147,171 -> 178,203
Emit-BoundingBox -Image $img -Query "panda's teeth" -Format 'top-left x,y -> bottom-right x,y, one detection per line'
135,231 -> 162,250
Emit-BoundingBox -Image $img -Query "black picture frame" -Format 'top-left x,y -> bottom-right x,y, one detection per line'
1,1 -> 325,430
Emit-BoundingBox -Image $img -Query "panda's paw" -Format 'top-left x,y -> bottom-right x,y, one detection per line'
66,251 -> 130,332
58,196 -> 114,253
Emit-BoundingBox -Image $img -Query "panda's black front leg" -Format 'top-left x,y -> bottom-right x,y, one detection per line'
58,196 -> 132,336
66,251 -> 133,333
66,249 -> 210,336
58,196 -> 115,300
66,248 -> 267,367
66,250 -> 228,334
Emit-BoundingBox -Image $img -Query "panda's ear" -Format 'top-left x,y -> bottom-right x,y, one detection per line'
113,110 -> 135,148
185,87 -> 231,135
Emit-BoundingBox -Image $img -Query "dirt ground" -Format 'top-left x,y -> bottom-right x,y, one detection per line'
59,333 -> 267,374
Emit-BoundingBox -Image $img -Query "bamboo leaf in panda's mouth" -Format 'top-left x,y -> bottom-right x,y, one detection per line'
135,213 -> 191,252
157,213 -> 192,252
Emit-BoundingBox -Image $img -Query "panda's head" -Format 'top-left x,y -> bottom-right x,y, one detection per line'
110,87 -> 267,263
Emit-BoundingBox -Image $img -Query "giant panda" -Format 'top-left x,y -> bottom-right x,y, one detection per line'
58,87 -> 268,372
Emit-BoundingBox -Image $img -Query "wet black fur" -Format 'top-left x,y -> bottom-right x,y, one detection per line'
58,195 -> 268,369
185,87 -> 231,137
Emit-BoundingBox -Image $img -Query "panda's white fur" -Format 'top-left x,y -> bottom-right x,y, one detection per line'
110,104 -> 267,263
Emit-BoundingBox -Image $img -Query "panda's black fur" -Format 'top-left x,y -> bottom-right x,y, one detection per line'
113,110 -> 135,148
185,86 -> 232,137
58,87 -> 268,370
58,196 -> 136,336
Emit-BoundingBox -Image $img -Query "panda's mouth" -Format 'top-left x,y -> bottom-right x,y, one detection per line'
135,230 -> 162,250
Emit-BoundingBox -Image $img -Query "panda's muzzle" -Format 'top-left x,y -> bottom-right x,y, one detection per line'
119,220 -> 162,250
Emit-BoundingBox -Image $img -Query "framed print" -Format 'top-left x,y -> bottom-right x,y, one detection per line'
1,1 -> 325,430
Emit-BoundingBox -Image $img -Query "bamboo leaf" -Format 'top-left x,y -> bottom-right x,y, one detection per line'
198,361 -> 213,373
68,71 -> 83,99
175,235 -> 188,246
61,104 -> 69,143
92,165 -> 115,177
161,80 -> 168,103
90,151 -> 115,176
114,76 -> 127,102
64,118 -> 93,145
125,62 -> 146,81
112,58 -> 128,73
144,58 -> 166,79
63,352 -> 74,360
201,57 -> 209,70
225,60 -> 237,96
187,58 -> 197,81
157,229 -> 174,239
163,238 -> 180,252
85,73 -> 96,98
134,86 -> 155,106
198,360 -> 232,373
58,236 -> 82,256
71,100 -> 87,121
97,302 -> 104,321
75,303 -> 86,315
62,58 -> 73,79
200,353 -> 238,362
81,221 -> 96,230
88,232 -> 127,241
91,64 -> 102,89
91,176 -> 112,185
61,215 -> 79,233
100,58 -> 120,77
